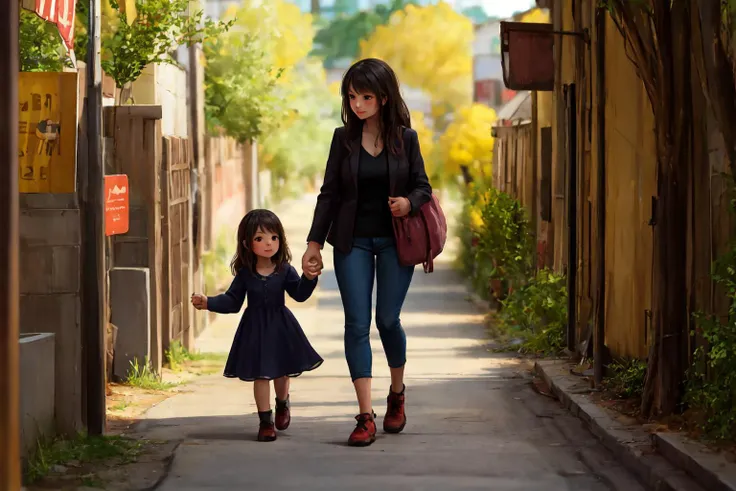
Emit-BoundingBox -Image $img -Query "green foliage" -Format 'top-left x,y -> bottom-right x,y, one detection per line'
457,186 -> 533,299
475,187 -> 534,285
260,60 -> 341,192
165,340 -> 226,372
497,269 -> 567,355
312,0 -> 415,66
204,32 -> 281,143
103,0 -> 232,88
607,358 -> 647,399
685,240 -> 736,440
25,433 -> 144,484
461,6 -> 490,24
125,357 -> 176,390
19,10 -> 71,72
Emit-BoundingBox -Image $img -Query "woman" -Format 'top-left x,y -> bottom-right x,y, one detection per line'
302,58 -> 432,447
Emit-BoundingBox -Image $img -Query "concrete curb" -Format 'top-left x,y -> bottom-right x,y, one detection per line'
534,360 -> 704,491
653,432 -> 736,491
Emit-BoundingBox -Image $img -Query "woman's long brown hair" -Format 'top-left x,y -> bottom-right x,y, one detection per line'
340,58 -> 411,155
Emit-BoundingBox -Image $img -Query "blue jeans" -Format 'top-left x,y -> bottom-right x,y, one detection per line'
333,237 -> 415,381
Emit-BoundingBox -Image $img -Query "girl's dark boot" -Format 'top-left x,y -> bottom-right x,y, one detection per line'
257,410 -> 277,442
275,395 -> 291,431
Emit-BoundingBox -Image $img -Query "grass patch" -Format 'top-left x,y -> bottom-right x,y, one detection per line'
110,401 -> 130,412
492,269 -> 568,355
125,358 -> 177,391
25,433 -> 145,485
606,358 -> 647,399
165,340 -> 227,371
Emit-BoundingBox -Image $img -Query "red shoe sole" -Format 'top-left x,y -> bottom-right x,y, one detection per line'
384,420 -> 406,434
348,435 -> 376,447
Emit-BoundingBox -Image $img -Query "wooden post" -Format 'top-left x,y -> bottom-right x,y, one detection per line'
82,0 -> 107,435
0,1 -> 20,488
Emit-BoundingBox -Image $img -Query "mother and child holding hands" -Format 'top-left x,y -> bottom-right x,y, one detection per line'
191,58 -> 433,447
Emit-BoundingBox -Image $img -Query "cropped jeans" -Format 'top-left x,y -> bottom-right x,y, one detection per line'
333,237 -> 415,381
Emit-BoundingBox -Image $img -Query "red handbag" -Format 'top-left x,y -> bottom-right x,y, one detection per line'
392,193 -> 447,273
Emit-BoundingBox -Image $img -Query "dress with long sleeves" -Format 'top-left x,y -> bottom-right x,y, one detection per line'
207,264 -> 323,381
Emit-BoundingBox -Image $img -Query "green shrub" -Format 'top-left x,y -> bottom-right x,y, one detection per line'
497,268 -> 567,355
607,358 -> 647,399
686,245 -> 736,440
457,186 -> 533,299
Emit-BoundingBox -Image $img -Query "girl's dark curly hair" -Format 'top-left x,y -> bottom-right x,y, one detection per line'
230,209 -> 291,275
340,58 -> 411,155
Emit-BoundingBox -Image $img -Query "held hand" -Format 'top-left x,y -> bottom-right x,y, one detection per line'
388,197 -> 411,217
191,293 -> 207,310
302,243 -> 323,278
303,266 -> 319,280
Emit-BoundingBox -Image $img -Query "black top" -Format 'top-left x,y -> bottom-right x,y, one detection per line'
353,146 -> 393,238
307,127 -> 433,254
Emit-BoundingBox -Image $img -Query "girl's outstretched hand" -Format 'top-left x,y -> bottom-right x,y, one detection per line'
191,293 -> 207,310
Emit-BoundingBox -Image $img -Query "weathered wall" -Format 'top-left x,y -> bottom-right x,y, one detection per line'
130,63 -> 189,138
19,194 -> 82,435
19,333 -> 55,459
203,136 -> 245,252
600,16 -> 656,358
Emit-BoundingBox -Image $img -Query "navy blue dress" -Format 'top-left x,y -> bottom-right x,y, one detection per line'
207,264 -> 323,381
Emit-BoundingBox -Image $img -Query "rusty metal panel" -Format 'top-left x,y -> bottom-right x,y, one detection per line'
501,22 -> 554,91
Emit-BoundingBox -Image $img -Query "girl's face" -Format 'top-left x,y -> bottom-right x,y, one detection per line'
248,227 -> 279,260
348,84 -> 384,121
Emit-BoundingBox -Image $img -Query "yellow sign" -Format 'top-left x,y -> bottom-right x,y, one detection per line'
18,72 -> 79,193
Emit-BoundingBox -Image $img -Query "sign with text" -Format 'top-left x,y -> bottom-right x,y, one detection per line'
105,175 -> 130,236
18,72 -> 78,193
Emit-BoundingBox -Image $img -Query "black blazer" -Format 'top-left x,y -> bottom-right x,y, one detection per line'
307,126 -> 433,254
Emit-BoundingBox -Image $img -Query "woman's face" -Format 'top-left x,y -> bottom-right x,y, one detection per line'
348,84 -> 382,121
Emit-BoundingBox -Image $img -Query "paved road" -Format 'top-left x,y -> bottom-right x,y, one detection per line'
138,195 -> 645,491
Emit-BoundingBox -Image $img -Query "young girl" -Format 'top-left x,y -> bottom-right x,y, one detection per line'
191,209 -> 323,442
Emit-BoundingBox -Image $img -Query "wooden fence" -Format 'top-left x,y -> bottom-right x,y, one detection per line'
161,137 -> 194,350
103,106 -> 195,374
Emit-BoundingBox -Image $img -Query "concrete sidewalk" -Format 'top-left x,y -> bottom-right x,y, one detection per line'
134,195 -> 643,490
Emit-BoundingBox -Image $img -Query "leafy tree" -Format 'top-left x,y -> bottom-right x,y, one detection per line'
222,0 -> 314,79
461,6 -> 489,24
259,60 -> 341,195
312,0 -> 415,67
204,33 -> 280,144
359,3 -> 474,115
73,0 -> 119,63
204,0 -> 318,144
101,0 -> 232,88
410,110 -> 436,180
19,10 -> 71,72
518,8 -> 550,23
597,1 -> 692,418
437,104 -> 496,184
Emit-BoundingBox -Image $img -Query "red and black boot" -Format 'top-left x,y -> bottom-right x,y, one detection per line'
348,411 -> 377,447
383,385 -> 406,434
275,395 -> 291,431
257,410 -> 277,442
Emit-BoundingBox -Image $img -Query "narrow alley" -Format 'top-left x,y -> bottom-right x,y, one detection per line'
129,196 -> 643,491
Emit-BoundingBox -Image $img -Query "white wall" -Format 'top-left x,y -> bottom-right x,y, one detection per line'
130,63 -> 189,137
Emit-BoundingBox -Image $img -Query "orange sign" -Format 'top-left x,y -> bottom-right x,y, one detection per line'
105,174 -> 129,236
